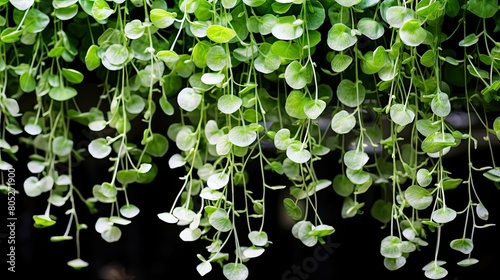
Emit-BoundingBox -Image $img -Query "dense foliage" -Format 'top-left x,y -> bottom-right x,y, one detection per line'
1,0 -> 500,279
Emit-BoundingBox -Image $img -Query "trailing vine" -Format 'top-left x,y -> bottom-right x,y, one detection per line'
0,0 -> 499,279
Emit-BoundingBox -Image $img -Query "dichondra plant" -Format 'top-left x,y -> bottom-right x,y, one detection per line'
1,0 -> 500,279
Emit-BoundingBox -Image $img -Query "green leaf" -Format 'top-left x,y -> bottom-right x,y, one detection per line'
459,33 -> 479,47
54,4 -> 79,21
100,182 -> 117,198
218,95 -> 242,114
283,198 -> 302,220
177,87 -> 202,112
421,132 -> 457,153
10,0 -> 34,10
483,167 -> 500,182
405,185 -> 433,210
196,261 -> 212,277
399,19 -> 427,47
0,27 -> 22,43
209,209 -> 232,232
331,110 -> 356,134
390,104 -> 415,126
417,168 -> 433,187
145,133 -> 169,157
357,18 -> 384,40
476,203 -> 489,220
445,0 -> 460,17
254,43 -> 280,74
117,170 -> 138,185
346,168 -> 370,184
228,126 -> 257,147
285,90 -> 308,119
125,94 -> 145,114
88,138 -> 111,159
420,50 -> 436,67
101,226 -> 122,242
303,99 -> 326,120
286,142 -> 311,164
336,79 -> 366,107
467,0 -> 498,18
457,258 -> 479,267
33,214 -> 56,228
150,8 -> 176,28
124,19 -> 145,39
20,72 -> 36,92
204,120 -> 224,145
274,128 -> 292,150
424,264 -> 448,279
271,41 -> 302,60
85,45 -> 101,71
294,221 -> 318,246
221,0 -> 238,9
206,25 -> 237,43
341,196 -> 364,218
67,258 -> 89,269
310,224 -> 335,237
105,44 -> 129,66
23,8 -> 50,33
248,231 -> 268,247
271,16 -> 303,40
343,149 -> 369,170
450,238 -> 474,254
91,0 -> 114,21
331,53 -> 353,73
50,235 -> 73,242
49,86 -> 77,101
61,68 -> 84,84
431,207 -> 457,223
371,199 -> 392,224
52,136 -> 73,156
159,95 -> 174,116
442,177 -> 462,190
380,236 -> 402,258
243,0 -> 266,7
179,228 -> 202,241
332,174 -> 354,197
206,45 -> 228,71
285,61 -> 309,89
335,0 -> 361,7
384,257 -> 406,271
431,92 -> 451,117
175,127 -> 196,152
416,119 -> 439,137
222,263 -> 249,280
385,6 -> 416,28
207,172 -> 229,190
327,23 -> 357,51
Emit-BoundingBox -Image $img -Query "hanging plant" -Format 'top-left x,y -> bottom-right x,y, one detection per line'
1,0 -> 499,279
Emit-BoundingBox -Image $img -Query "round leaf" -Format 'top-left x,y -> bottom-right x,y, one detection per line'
336,79 -> 366,107
228,126 -> 257,147
286,142 -> 311,164
206,25 -> 236,43
343,149 -> 369,170
331,110 -> 356,134
88,138 -> 112,159
218,95 -> 242,114
177,88 -> 202,112
327,23 -> 357,51
405,185 -> 433,210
